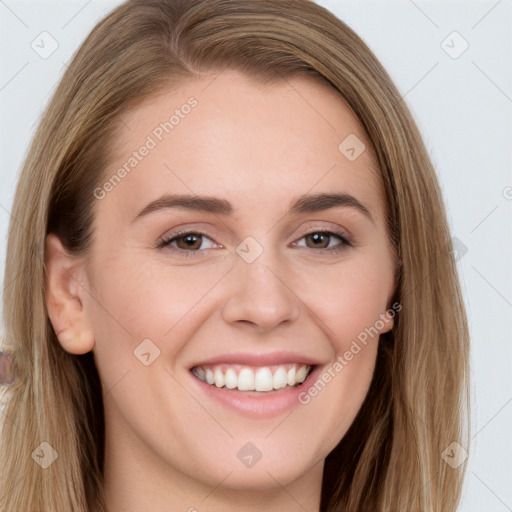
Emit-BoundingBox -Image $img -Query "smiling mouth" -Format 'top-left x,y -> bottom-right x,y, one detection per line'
191,363 -> 314,392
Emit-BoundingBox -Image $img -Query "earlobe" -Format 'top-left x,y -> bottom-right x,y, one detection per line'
379,300 -> 397,335
45,233 -> 95,355
379,298 -> 401,335
379,314 -> 394,334
380,259 -> 401,335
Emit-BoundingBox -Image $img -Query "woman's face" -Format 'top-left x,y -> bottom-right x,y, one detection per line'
54,70 -> 396,499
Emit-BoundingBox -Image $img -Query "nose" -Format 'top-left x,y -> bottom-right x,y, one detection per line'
221,248 -> 300,333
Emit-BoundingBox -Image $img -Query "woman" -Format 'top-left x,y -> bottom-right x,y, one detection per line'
0,0 -> 470,510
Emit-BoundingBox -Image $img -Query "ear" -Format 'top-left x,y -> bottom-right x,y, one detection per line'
379,258 -> 402,335
45,233 -> 95,354
378,311 -> 394,334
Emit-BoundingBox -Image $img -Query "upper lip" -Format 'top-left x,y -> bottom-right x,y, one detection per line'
190,351 -> 322,369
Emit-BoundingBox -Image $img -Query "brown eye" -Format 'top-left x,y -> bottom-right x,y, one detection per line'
304,232 -> 331,249
157,231 -> 219,255
174,234 -> 203,250
294,230 -> 351,254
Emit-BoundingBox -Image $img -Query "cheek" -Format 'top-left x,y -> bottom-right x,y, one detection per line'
86,255 -> 225,362
292,264 -> 390,447
296,259 -> 393,350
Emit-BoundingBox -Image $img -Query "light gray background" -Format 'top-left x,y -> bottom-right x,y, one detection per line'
1,1 -> 511,510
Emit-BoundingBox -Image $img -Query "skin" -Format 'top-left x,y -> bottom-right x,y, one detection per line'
45,70 -> 397,512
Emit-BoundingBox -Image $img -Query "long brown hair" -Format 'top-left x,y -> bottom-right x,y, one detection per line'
0,1 -> 470,510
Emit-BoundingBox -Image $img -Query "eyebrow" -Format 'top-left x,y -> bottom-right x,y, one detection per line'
131,192 -> 373,223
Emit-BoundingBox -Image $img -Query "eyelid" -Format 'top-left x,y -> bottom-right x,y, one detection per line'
156,229 -> 220,250
291,229 -> 352,255
294,226 -> 352,245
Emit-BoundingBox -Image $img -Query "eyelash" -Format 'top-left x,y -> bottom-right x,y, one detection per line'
156,229 -> 353,258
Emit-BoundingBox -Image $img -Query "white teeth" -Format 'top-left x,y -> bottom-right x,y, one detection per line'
287,366 -> 296,386
224,368 -> 237,389
193,363 -> 312,392
295,365 -> 308,383
238,368 -> 255,391
273,367 -> 288,389
214,369 -> 225,388
255,367 -> 273,391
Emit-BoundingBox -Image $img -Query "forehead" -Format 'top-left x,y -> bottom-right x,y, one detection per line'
99,70 -> 384,223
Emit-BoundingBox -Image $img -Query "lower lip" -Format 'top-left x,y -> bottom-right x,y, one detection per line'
189,365 -> 322,418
